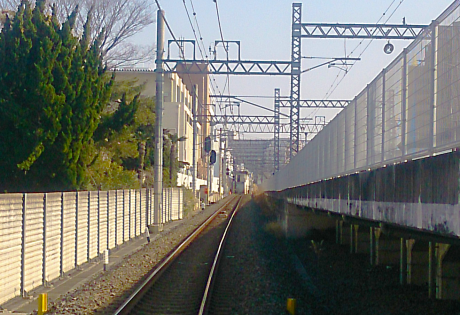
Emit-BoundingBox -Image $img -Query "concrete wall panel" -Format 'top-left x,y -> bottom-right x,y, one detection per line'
99,191 -> 108,253
76,192 -> 89,266
62,192 -> 76,273
135,190 -> 141,236
43,193 -> 60,285
116,190 -> 124,245
123,190 -> 130,242
0,187 -> 184,305
0,194 -> 23,304
88,191 -> 98,259
140,189 -> 147,232
24,193 -> 45,292
108,191 -> 116,249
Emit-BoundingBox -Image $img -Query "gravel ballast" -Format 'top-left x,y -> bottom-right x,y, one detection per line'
46,195 -> 460,314
45,201 -> 227,315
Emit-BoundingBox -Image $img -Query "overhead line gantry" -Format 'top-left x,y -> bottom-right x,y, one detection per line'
160,3 -> 429,171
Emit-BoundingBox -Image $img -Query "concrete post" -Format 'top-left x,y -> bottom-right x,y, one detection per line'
374,227 -> 381,265
122,190 -> 125,243
349,224 -> 354,253
192,85 -> 198,197
400,238 -> 407,285
60,192 -> 64,277
339,220 -> 344,244
352,225 -> 359,254
43,194 -> 47,285
153,9 -> 165,233
21,193 -> 26,297
374,228 -> 400,266
87,191 -> 90,262
436,243 -> 451,299
370,227 -> 376,265
335,220 -> 341,244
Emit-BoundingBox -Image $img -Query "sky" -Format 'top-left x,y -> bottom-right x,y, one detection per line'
133,0 -> 455,139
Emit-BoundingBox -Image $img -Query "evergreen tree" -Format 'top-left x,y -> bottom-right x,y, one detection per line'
0,0 -> 113,192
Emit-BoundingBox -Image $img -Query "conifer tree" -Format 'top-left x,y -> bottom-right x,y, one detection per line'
0,0 -> 113,192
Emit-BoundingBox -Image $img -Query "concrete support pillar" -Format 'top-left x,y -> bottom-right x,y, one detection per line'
348,224 -> 362,254
349,224 -> 355,253
370,227 -> 376,265
436,244 -> 460,300
374,228 -> 400,266
355,226 -> 370,254
436,243 -> 451,299
336,220 -> 342,244
400,238 -> 407,285
342,223 -> 351,246
406,240 -> 429,286
428,242 -> 436,299
353,225 -> 359,253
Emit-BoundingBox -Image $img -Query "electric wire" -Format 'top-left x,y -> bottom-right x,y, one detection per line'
187,0 -> 224,101
213,0 -> 232,116
321,0 -> 405,103
303,0 -> 405,123
154,0 -> 214,129
180,0 -> 220,99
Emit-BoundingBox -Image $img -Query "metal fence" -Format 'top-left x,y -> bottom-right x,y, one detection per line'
264,0 -> 460,192
0,187 -> 183,305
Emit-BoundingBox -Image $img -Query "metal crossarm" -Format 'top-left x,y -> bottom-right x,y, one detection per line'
163,60 -> 292,75
211,115 -> 274,125
279,99 -> 351,108
222,122 -> 325,134
209,114 -> 326,134
300,23 -> 429,39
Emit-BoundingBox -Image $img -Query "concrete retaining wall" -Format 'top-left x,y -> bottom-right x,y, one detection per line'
0,187 -> 183,305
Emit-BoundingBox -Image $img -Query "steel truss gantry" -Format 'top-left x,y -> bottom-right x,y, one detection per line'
209,115 -> 326,134
163,60 -> 292,75
300,23 -> 428,39
286,4 -> 428,159
279,99 -> 350,108
161,3 -> 428,170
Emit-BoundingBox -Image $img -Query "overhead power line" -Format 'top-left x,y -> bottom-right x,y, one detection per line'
321,0 -> 406,103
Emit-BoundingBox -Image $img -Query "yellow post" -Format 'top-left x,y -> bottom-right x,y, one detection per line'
286,298 -> 296,315
38,293 -> 48,315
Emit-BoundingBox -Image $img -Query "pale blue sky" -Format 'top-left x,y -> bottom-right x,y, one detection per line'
134,0 -> 455,138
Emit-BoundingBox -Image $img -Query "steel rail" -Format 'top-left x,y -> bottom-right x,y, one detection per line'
113,195 -> 239,315
198,195 -> 243,315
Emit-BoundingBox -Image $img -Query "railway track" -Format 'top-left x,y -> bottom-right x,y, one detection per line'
114,195 -> 243,315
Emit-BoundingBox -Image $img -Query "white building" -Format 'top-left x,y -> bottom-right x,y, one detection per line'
114,70 -> 201,168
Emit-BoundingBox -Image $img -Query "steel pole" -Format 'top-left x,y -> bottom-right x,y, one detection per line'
207,152 -> 211,204
218,128 -> 222,196
153,10 -> 165,233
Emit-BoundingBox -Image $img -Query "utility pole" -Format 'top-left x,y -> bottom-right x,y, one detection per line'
207,152 -> 211,204
192,85 -> 198,199
153,9 -> 165,233
218,128 -> 222,196
223,139 -> 227,195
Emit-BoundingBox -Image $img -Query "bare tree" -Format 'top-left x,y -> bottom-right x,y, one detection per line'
0,0 -> 18,10
0,0 -> 155,67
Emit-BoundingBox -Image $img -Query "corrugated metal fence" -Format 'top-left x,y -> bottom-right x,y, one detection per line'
0,187 -> 183,305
